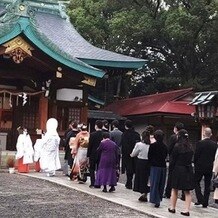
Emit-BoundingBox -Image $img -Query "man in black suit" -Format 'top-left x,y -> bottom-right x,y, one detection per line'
194,127 -> 217,208
110,120 -> 123,148
87,120 -> 103,188
121,119 -> 140,189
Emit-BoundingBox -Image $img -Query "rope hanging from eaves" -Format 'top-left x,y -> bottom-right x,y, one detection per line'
0,90 -> 44,107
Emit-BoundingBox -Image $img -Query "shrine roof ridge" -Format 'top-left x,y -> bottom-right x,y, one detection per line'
0,0 -> 146,76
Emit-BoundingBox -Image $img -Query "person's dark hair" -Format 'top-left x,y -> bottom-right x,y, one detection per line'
80,123 -> 87,131
70,120 -> 78,129
102,119 -> 109,129
141,130 -> 151,144
175,122 -> 184,131
112,119 -> 119,128
17,126 -> 28,135
154,130 -> 164,142
17,126 -> 24,134
177,129 -> 193,152
95,120 -> 103,129
177,129 -> 189,140
125,119 -> 133,129
69,120 -> 74,125
102,131 -> 110,139
145,125 -> 155,135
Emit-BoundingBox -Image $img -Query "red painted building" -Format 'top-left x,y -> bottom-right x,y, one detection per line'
105,88 -> 202,145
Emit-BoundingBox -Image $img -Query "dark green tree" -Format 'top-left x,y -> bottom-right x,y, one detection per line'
68,0 -> 218,96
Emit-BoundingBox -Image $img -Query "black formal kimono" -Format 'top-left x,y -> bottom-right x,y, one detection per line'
64,129 -> 79,168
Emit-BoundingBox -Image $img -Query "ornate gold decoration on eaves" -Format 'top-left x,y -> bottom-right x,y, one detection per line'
3,36 -> 34,64
82,76 -> 97,87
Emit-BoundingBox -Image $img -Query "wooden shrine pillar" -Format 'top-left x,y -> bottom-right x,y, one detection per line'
39,94 -> 48,131
81,105 -> 88,124
81,88 -> 88,124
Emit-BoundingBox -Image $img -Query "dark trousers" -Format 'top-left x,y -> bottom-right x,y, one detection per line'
89,158 -> 98,186
150,166 -> 166,205
133,159 -> 150,194
126,172 -> 134,189
195,170 -> 212,206
89,168 -> 95,186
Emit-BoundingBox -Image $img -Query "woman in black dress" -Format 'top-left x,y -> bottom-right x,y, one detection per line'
168,129 -> 194,216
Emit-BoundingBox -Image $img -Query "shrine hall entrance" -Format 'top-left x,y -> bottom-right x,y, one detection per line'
0,93 -> 40,150
0,91 -> 87,150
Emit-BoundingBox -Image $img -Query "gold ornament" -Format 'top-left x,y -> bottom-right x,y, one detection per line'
3,36 -> 34,64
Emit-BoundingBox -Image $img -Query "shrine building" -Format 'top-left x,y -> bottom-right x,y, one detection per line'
0,0 -> 146,150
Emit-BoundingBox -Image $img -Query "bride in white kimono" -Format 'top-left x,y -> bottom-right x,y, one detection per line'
40,118 -> 61,176
33,132 -> 44,172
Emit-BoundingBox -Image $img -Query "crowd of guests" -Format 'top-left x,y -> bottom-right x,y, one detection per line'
15,118 -> 218,217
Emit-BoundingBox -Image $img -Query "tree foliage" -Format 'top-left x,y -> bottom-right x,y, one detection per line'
68,0 -> 218,96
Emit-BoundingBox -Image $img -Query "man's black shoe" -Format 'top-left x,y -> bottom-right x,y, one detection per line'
138,195 -> 148,202
125,185 -> 132,189
154,203 -> 160,208
202,205 -> 208,208
194,202 -> 202,206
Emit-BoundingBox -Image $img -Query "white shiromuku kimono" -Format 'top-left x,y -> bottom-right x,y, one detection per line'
34,138 -> 43,162
15,133 -> 34,164
39,118 -> 61,176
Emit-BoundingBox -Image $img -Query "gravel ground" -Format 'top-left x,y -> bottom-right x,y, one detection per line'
0,173 -> 149,218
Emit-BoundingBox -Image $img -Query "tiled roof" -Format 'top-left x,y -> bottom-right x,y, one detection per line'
88,110 -> 126,120
0,4 -> 105,78
104,88 -> 195,116
35,12 -> 145,65
0,6 -> 4,14
0,1 -> 146,70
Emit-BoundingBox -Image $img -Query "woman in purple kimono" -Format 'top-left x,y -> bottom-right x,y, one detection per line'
95,132 -> 119,192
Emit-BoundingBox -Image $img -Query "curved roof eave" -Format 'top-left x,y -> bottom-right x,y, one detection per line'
80,58 -> 147,69
34,12 -> 147,69
0,17 -> 105,78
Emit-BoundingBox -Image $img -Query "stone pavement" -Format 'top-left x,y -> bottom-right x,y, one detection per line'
20,172 -> 217,218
